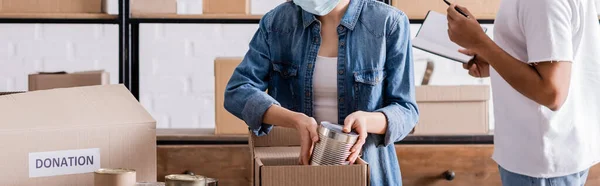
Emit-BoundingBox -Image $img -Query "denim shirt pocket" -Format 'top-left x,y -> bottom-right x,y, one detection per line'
353,69 -> 386,111
270,61 -> 299,110
272,62 -> 298,79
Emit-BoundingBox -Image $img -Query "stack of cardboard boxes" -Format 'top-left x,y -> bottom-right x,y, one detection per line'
131,0 -> 250,15
392,0 -> 501,19
0,0 -> 103,13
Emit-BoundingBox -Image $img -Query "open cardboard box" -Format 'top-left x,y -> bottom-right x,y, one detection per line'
0,85 -> 156,185
29,70 -> 110,91
250,127 -> 369,186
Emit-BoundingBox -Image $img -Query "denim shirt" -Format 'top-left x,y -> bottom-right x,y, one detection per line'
224,0 -> 418,185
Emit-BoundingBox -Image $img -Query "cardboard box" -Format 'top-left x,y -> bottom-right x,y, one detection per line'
414,85 -> 490,135
0,0 -> 102,13
131,0 -> 177,14
203,0 -> 249,14
251,127 -> 369,186
28,70 -> 110,91
177,0 -> 203,14
0,85 -> 156,185
392,0 -> 500,19
214,58 -> 248,135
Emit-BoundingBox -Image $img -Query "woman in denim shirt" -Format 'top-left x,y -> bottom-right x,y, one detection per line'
224,0 -> 418,185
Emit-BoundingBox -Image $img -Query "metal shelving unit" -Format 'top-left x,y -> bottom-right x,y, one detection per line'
0,0 -> 133,92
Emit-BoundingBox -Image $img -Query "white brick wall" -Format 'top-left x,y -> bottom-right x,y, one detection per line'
0,24 -> 119,92
139,24 -> 258,129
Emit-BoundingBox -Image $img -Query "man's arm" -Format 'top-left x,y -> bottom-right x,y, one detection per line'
447,2 -> 573,111
474,39 -> 572,111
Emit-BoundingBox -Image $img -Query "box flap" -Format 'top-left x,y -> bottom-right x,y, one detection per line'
251,127 -> 300,148
257,156 -> 368,186
255,147 -> 300,159
0,85 -> 155,132
416,85 -> 490,102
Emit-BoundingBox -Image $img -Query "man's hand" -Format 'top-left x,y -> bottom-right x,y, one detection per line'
447,4 -> 490,49
343,111 -> 370,164
459,49 -> 490,78
292,114 -> 319,165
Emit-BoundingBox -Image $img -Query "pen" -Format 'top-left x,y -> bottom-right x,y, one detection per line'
443,0 -> 469,17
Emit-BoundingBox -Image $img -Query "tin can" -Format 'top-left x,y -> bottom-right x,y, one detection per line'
94,168 -> 136,186
310,121 -> 359,166
165,174 -> 218,186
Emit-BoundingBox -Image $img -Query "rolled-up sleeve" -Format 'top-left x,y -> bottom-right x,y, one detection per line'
224,13 -> 278,136
374,12 -> 419,147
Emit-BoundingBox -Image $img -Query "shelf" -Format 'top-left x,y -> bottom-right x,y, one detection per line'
132,13 -> 263,19
131,13 -> 262,23
156,128 -> 494,145
0,13 -> 119,24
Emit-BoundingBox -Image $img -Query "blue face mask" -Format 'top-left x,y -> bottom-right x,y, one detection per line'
293,0 -> 341,16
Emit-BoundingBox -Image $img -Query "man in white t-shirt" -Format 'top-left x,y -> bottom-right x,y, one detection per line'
446,0 -> 600,185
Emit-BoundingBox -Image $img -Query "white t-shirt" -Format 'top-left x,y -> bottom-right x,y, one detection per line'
313,56 -> 338,124
492,0 -> 600,178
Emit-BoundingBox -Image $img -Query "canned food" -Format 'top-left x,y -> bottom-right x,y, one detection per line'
94,168 -> 136,186
310,121 -> 359,166
165,174 -> 218,186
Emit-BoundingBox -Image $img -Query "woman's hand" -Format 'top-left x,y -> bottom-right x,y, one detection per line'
291,113 -> 320,165
343,111 -> 370,164
459,49 -> 490,78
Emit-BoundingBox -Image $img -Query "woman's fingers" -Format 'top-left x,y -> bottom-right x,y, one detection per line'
308,119 -> 319,142
348,149 -> 360,164
343,116 -> 355,133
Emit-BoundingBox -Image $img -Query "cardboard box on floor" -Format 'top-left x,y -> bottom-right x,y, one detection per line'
214,58 -> 249,135
203,0 -> 250,14
0,85 -> 156,185
392,0 -> 500,19
28,70 -> 110,91
414,85 -> 490,135
250,127 -> 369,186
130,0 -> 177,14
0,0 -> 102,13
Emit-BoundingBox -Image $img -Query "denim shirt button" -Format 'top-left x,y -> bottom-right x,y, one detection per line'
339,97 -> 344,102
308,63 -> 313,69
313,37 -> 319,43
337,26 -> 345,33
338,70 -> 344,75
305,91 -> 311,97
340,42 -> 345,47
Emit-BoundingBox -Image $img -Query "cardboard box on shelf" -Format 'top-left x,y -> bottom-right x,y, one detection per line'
0,0 -> 102,13
214,58 -> 249,135
0,85 -> 156,185
103,0 -> 119,14
203,0 -> 249,15
251,127 -> 369,186
130,0 -> 177,14
176,0 -> 203,14
392,0 -> 500,19
28,70 -> 110,91
414,85 -> 490,135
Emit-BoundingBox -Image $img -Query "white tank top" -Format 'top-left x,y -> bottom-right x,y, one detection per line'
313,56 -> 338,124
